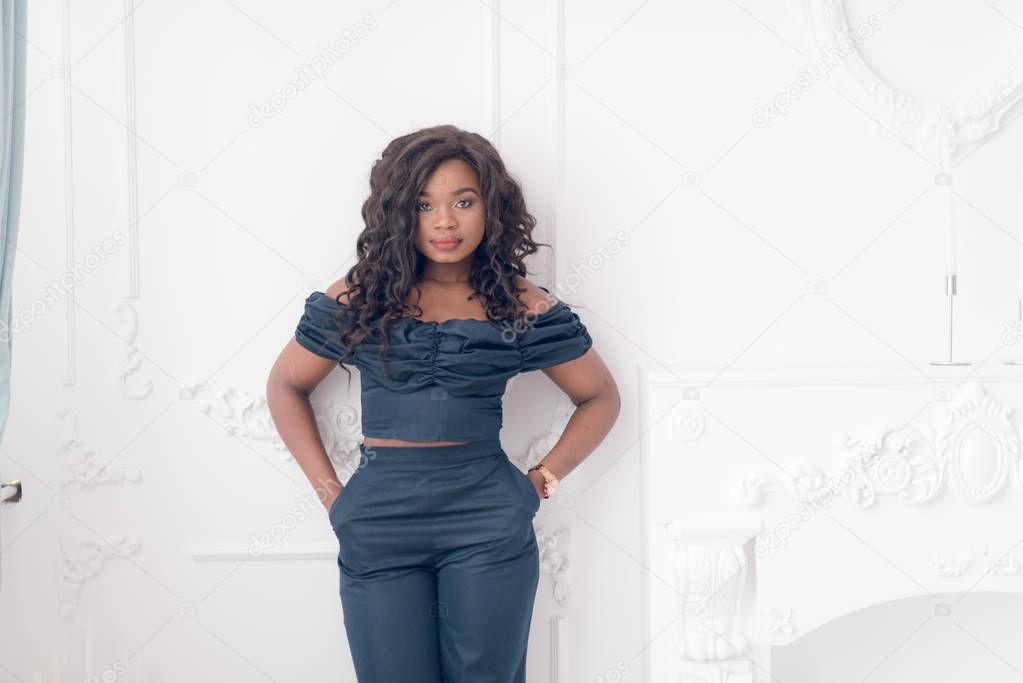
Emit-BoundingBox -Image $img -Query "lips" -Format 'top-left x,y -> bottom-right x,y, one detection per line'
431,237 -> 462,250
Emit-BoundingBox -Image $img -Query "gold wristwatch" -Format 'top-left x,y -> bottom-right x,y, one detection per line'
527,462 -> 559,499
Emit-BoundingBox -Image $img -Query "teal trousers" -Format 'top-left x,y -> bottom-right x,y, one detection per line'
330,437 -> 541,682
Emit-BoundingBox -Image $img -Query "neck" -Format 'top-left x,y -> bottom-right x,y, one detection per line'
420,257 -> 474,284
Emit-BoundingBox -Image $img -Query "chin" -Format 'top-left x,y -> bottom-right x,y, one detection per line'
420,249 -> 459,263
425,240 -> 470,255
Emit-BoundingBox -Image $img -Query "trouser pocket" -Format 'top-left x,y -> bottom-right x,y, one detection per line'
329,471 -> 361,530
504,458 -> 541,515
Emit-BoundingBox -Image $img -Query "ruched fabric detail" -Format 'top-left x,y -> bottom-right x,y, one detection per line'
350,313 -> 521,394
294,291 -> 350,362
293,291 -> 592,441
514,301 -> 593,373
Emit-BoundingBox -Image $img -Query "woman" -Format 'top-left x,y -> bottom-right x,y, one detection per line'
266,124 -> 619,682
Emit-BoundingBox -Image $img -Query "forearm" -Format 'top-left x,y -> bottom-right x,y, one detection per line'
539,384 -> 620,481
266,381 -> 343,509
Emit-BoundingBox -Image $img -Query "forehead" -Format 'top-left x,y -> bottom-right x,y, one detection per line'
422,158 -> 479,192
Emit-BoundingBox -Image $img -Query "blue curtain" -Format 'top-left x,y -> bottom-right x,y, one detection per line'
0,0 -> 26,445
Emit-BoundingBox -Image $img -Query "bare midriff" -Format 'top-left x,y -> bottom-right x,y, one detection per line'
363,436 -> 470,448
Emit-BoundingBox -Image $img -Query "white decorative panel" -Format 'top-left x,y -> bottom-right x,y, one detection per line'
641,363 -> 1023,682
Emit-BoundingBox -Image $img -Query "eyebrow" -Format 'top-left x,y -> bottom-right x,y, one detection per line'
417,187 -> 480,198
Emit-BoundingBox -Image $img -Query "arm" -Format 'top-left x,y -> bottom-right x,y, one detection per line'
527,349 -> 620,496
513,277 -> 621,495
266,280 -> 351,512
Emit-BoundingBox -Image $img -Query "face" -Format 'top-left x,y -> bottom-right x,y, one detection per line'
414,158 -> 486,265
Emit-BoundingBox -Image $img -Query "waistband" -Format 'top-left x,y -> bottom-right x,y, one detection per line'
357,436 -> 504,468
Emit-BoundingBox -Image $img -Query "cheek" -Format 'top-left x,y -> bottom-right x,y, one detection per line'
464,211 -> 485,237
414,218 -> 431,244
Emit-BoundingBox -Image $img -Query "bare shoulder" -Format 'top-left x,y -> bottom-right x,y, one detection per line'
512,276 -> 559,315
325,275 -> 356,305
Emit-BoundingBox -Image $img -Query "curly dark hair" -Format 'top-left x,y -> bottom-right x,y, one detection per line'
327,124 -> 551,383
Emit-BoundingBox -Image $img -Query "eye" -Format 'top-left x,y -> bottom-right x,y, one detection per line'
416,202 -> 431,212
456,199 -> 473,209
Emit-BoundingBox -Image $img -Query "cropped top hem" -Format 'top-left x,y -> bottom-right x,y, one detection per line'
360,430 -> 500,442
294,289 -> 593,442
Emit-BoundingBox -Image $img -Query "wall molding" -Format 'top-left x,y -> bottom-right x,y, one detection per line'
931,547 -> 1021,578
537,526 -> 572,606
797,0 -> 1023,160
179,378 -> 363,467
61,0 -> 76,386
734,382 -> 1023,508
58,408 -> 142,488
123,0 -> 140,299
115,301 -> 153,400
641,360 -> 1023,388
57,536 -> 142,617
192,542 -> 337,562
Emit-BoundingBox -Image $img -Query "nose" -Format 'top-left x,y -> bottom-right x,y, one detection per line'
434,206 -> 457,229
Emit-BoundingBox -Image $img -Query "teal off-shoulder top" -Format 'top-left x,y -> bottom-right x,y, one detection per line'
293,287 -> 593,442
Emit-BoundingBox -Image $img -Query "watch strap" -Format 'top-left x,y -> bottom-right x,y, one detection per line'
528,462 -> 558,498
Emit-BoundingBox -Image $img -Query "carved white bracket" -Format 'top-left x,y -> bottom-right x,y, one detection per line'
309,397 -> 363,469
179,379 -> 362,468
536,527 -> 572,606
57,408 -> 141,488
57,536 -> 142,618
664,523 -> 758,664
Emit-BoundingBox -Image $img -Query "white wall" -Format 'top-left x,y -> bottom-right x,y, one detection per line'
3,0 -> 1023,681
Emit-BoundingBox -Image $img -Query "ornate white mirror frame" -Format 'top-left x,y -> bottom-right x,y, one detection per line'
797,0 -> 1023,365
798,0 -> 1023,163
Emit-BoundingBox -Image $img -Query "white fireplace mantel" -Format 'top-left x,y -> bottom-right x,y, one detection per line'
639,361 -> 1023,682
